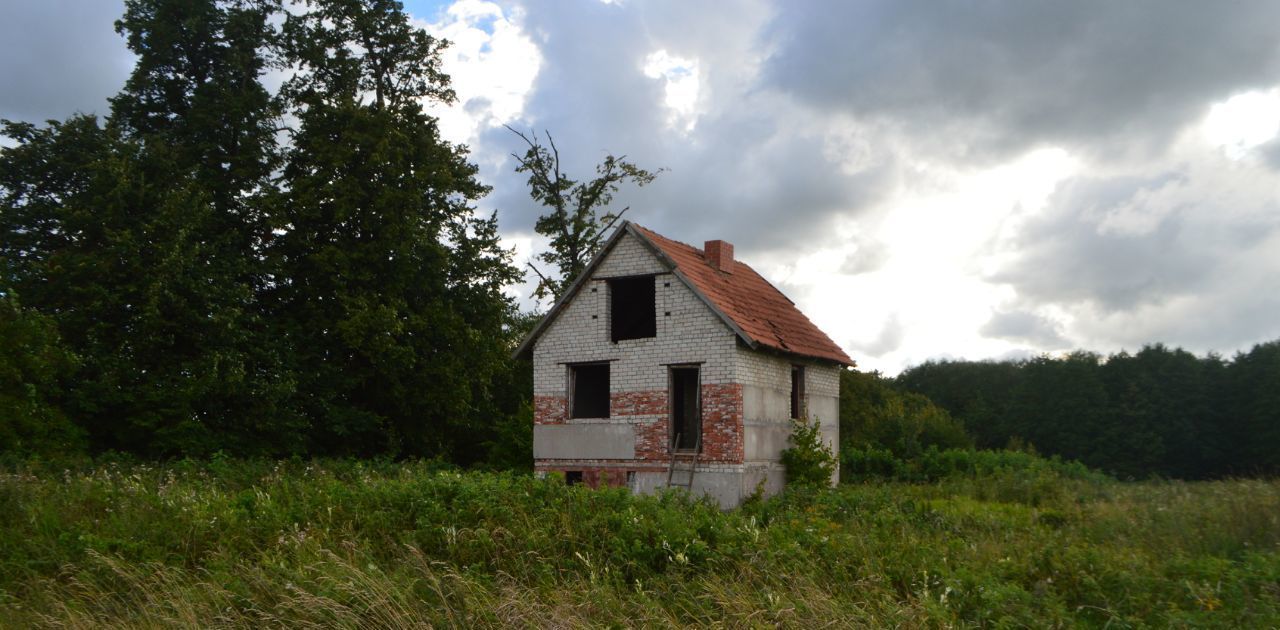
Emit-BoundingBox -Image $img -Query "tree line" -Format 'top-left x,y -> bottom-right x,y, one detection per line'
892,342 -> 1280,479
1,0 -> 530,463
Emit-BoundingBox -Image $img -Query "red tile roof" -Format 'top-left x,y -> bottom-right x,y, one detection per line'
631,224 -> 853,366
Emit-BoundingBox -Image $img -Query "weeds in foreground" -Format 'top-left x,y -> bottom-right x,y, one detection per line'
0,459 -> 1276,628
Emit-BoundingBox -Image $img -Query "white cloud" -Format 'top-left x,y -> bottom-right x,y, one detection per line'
642,50 -> 701,133
416,0 -> 541,145
1202,88 -> 1280,160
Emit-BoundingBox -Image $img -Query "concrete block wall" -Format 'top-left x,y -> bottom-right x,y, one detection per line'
735,346 -> 842,486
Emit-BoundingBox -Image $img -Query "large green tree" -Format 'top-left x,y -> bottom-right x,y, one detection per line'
0,0 -> 297,456
270,0 -> 519,458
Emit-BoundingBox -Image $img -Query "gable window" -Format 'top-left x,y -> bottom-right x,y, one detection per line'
570,363 -> 610,418
609,275 -> 656,342
790,365 -> 806,419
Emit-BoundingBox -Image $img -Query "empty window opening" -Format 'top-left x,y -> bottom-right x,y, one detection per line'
671,367 -> 701,451
565,471 -> 583,486
790,365 -> 806,419
609,275 -> 656,342
570,363 -> 610,418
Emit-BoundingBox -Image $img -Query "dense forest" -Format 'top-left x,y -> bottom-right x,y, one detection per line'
891,343 -> 1280,479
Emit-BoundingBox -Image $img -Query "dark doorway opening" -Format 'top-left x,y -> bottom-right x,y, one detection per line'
790,365 -> 805,419
670,367 -> 701,451
570,363 -> 610,418
564,471 -> 583,486
609,275 -> 656,342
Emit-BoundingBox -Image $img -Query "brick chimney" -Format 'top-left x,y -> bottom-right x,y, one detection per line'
704,239 -> 735,273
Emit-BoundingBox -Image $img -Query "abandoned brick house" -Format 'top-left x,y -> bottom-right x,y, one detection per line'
514,221 -> 853,508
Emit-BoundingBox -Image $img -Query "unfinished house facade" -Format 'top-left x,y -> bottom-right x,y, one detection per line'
515,222 -> 853,508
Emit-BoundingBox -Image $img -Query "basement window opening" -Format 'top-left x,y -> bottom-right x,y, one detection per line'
790,365 -> 806,419
569,363 -> 610,419
609,275 -> 656,342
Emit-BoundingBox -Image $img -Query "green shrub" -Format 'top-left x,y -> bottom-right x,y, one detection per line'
843,445 -> 1110,485
781,416 -> 837,487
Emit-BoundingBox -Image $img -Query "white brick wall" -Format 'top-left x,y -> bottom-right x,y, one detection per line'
734,344 -> 842,455
733,346 -> 841,398
533,232 -> 738,398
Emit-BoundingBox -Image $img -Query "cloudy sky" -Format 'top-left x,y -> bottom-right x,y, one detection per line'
4,1 -> 1280,374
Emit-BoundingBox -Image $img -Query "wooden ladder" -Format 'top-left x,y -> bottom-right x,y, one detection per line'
665,433 -> 700,490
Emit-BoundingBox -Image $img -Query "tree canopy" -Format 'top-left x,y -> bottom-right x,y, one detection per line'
895,343 -> 1280,479
1,0 -> 522,460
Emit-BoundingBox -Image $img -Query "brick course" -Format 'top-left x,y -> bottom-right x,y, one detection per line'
533,394 -> 567,425
701,383 -> 744,463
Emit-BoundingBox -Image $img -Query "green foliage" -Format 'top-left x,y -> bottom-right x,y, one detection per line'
508,127 -> 660,301
483,401 -> 534,472
0,294 -> 84,457
1,460 -> 1278,627
840,369 -> 971,463
842,445 -> 1108,484
897,343 -> 1280,479
1223,341 -> 1280,475
269,0 -> 520,459
781,416 -> 837,487
0,0 -> 527,462
2,0 -> 297,457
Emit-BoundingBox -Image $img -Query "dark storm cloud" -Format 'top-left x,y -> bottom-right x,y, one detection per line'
480,0 -> 894,253
994,170 -> 1279,312
763,0 -> 1280,162
0,1 -> 131,123
991,165 -> 1280,351
993,172 -> 1206,310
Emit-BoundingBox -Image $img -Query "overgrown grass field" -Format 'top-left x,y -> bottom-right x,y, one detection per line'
1,458 -> 1277,627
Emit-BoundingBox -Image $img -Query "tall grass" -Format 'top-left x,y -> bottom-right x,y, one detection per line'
1,458 -> 1277,627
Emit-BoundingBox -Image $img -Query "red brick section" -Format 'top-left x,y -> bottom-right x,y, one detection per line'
700,383 -> 744,463
533,395 -> 567,424
631,224 -> 854,366
635,414 -> 670,460
535,385 -> 745,465
611,390 -> 667,416
615,390 -> 670,460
